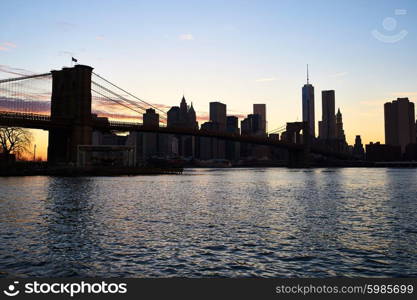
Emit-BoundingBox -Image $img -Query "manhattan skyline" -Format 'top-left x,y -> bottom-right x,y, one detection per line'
1,0 -> 417,160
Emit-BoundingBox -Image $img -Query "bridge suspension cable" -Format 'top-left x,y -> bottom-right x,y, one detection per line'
91,80 -> 167,124
92,72 -> 168,119
91,87 -> 146,116
0,72 -> 52,115
92,80 -> 148,113
268,124 -> 287,134
0,70 -> 170,124
0,73 -> 51,84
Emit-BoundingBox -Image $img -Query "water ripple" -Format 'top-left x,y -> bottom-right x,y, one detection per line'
0,168 -> 417,277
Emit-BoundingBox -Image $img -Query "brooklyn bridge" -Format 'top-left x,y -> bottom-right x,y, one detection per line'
0,64 -> 354,167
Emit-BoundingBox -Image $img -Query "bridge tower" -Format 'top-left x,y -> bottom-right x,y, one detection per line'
48,65 -> 93,164
285,121 -> 311,167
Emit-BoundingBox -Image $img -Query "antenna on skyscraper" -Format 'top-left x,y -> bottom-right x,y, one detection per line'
307,64 -> 309,84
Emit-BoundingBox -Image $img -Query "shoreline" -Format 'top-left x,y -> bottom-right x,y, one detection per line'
1,161 -> 417,177
0,165 -> 183,177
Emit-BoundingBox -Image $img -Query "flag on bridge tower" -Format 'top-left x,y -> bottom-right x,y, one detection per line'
71,57 -> 78,63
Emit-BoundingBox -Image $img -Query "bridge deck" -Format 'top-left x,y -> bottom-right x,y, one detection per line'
0,111 -> 354,159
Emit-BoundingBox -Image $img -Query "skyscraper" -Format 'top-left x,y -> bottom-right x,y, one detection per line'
253,104 -> 266,134
319,90 -> 336,140
353,135 -> 365,159
335,108 -> 346,141
210,102 -> 227,131
143,108 -> 159,127
166,96 -> 198,158
384,98 -> 416,153
167,106 -> 180,127
226,116 -> 240,161
302,65 -> 315,137
226,116 -> 239,134
241,114 -> 261,136
167,96 -> 198,129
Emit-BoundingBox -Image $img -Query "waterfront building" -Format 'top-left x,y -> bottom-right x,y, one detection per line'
319,90 -> 336,140
241,114 -> 261,136
366,142 -> 401,162
352,135 -> 365,159
384,98 -> 416,153
226,116 -> 240,161
167,96 -> 198,129
198,122 -> 225,160
143,108 -> 159,127
209,102 -> 227,131
253,104 -> 267,135
167,96 -> 198,157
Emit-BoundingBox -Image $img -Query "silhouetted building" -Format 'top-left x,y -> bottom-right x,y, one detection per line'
384,98 -> 416,153
302,65 -> 315,137
269,133 -> 279,140
226,116 -> 239,134
319,90 -> 336,140
241,114 -> 261,136
225,116 -> 240,161
335,108 -> 345,141
167,96 -> 198,129
143,108 -> 159,127
188,103 -> 197,129
240,113 -> 270,159
167,106 -> 180,127
166,96 -> 198,158
77,145 -> 135,167
199,121 -> 225,160
334,108 -> 348,152
92,131 -> 127,146
210,102 -> 226,131
366,142 -> 401,161
352,135 -> 365,159
253,104 -> 266,135
405,143 -> 417,161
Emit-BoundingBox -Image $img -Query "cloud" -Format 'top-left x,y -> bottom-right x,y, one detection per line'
150,103 -> 171,110
96,36 -> 105,40
0,42 -> 17,51
179,34 -> 194,41
255,77 -> 279,82
3,42 -> 16,48
0,97 -> 50,114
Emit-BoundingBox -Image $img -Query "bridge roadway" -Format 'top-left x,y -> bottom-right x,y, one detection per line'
0,111 -> 354,159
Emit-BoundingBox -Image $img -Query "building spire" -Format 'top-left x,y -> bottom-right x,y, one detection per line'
306,64 -> 309,84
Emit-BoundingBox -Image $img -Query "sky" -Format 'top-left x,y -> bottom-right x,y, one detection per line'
1,0 -> 417,160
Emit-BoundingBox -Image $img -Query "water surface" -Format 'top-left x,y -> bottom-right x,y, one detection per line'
0,168 -> 416,277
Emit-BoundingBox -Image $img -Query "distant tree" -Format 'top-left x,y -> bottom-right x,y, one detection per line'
0,127 -> 33,158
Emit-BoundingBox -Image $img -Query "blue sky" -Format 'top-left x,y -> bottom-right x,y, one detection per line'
1,0 -> 417,157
